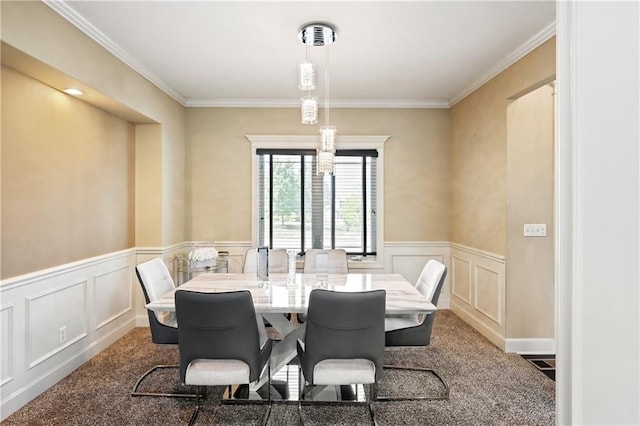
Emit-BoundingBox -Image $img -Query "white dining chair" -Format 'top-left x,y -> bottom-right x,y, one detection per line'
132,257 -> 197,399
243,248 -> 288,274
302,249 -> 348,274
380,259 -> 449,401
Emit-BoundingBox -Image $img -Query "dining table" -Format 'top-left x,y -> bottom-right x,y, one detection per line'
145,272 -> 436,392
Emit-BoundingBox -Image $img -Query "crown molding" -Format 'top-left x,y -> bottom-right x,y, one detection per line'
46,1 -> 553,111
43,0 -> 187,106
186,99 -> 450,108
328,99 -> 450,108
448,20 -> 556,107
185,99 -> 300,108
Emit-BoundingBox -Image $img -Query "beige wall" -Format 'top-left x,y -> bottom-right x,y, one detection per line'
186,107 -> 451,242
450,38 -> 556,255
1,1 -> 186,248
134,124 -> 163,246
506,83 -> 555,339
1,67 -> 135,278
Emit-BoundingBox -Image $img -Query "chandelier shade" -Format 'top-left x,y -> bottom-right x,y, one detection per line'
317,149 -> 335,175
298,62 -> 316,91
301,96 -> 318,124
320,125 -> 336,152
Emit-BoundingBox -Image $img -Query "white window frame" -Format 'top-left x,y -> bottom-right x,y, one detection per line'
246,135 -> 389,269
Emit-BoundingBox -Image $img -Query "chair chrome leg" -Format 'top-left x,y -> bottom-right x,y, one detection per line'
376,364 -> 449,401
187,386 -> 203,426
298,400 -> 304,426
187,405 -> 199,426
368,383 -> 378,426
131,364 -> 198,398
368,402 -> 378,426
268,362 -> 271,402
262,402 -> 272,426
262,362 -> 272,426
217,366 -> 274,425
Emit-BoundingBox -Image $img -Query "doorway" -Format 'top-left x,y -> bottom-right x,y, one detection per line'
506,83 -> 556,352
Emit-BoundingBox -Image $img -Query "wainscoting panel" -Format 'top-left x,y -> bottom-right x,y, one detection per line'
1,303 -> 14,386
450,244 -> 506,350
0,249 -> 137,420
474,265 -> 502,325
26,280 -> 88,368
93,265 -> 133,331
451,256 -> 471,304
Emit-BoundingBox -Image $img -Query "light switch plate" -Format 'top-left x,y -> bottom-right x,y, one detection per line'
524,224 -> 547,237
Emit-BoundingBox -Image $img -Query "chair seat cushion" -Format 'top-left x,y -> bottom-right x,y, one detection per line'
185,359 -> 250,386
384,314 -> 422,332
155,311 -> 177,328
312,359 -> 376,385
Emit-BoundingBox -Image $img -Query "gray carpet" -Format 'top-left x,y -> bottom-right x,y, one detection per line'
2,311 -> 555,425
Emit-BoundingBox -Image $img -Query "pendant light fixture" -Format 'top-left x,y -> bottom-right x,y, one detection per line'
298,22 -> 337,175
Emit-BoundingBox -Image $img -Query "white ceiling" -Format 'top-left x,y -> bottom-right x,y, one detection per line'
48,1 -> 555,108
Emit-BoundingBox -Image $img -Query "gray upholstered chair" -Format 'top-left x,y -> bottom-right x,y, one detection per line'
297,289 -> 385,425
175,290 -> 273,426
298,249 -> 349,323
243,247 -> 288,274
379,259 -> 449,401
131,258 -> 196,399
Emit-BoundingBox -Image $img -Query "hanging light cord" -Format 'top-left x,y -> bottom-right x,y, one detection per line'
306,40 -> 312,97
324,42 -> 330,126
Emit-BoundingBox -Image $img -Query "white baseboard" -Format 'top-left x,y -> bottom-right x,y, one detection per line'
449,244 -> 506,350
504,338 -> 556,354
450,297 -> 506,350
1,318 -> 135,420
136,314 -> 150,327
438,295 -> 450,309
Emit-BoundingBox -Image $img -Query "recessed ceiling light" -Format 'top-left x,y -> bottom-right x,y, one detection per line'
63,88 -> 84,96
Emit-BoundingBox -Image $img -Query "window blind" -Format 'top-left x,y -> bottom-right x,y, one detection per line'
257,149 -> 377,256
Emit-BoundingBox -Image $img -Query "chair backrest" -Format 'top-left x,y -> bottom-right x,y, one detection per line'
303,249 -> 349,274
175,290 -> 264,383
136,258 -> 176,303
302,289 -> 386,383
135,258 -> 178,344
415,259 -> 447,303
384,260 -> 447,347
243,248 -> 288,273
267,248 -> 288,273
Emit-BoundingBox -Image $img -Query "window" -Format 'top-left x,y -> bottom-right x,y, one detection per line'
257,149 -> 377,256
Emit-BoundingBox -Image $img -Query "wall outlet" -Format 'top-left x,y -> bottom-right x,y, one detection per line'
524,223 -> 547,237
58,326 -> 67,344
